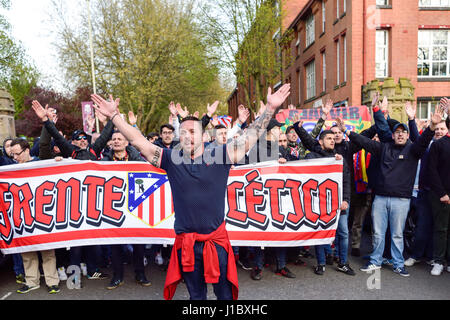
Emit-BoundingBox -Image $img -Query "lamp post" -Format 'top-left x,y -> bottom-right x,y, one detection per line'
87,0 -> 99,133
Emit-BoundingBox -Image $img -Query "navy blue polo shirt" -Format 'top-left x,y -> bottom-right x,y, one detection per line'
160,144 -> 233,235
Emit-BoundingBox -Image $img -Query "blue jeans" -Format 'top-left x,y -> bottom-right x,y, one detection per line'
410,190 -> 433,261
335,211 -> 349,264
178,242 -> 232,300
250,247 -> 288,269
12,253 -> 24,275
370,195 -> 411,268
315,244 -> 332,265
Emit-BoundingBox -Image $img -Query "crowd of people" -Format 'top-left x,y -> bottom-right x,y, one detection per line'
0,86 -> 449,300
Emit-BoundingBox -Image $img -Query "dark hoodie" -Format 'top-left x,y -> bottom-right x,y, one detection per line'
1,138 -> 15,166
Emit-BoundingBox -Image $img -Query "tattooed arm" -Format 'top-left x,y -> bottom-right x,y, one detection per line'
227,84 -> 291,164
91,94 -> 163,168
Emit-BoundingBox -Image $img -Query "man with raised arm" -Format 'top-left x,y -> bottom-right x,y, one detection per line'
339,103 -> 445,277
91,84 -> 291,300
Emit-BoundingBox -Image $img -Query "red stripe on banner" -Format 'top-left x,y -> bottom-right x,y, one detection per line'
0,228 -> 177,249
0,162 -> 167,179
138,204 -> 143,220
1,228 -> 335,250
227,229 -> 336,241
149,194 -> 154,226
160,184 -> 165,221
229,164 -> 343,177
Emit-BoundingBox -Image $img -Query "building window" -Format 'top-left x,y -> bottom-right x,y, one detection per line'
306,60 -> 316,100
419,0 -> 450,7
322,0 -> 326,33
376,30 -> 389,78
322,51 -> 326,92
336,0 -> 340,19
336,39 -> 340,85
297,69 -> 301,103
343,35 -> 347,82
306,14 -> 315,47
376,0 -> 389,5
343,0 -> 346,13
418,30 -> 450,77
417,100 -> 440,119
295,28 -> 301,56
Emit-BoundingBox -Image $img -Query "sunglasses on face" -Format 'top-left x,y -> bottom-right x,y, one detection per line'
76,136 -> 88,141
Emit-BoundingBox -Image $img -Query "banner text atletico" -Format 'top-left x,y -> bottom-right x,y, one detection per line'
0,158 -> 343,254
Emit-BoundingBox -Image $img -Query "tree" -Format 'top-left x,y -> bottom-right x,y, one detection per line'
52,0 -> 226,134
16,86 -> 91,138
0,0 -> 40,117
199,0 -> 286,112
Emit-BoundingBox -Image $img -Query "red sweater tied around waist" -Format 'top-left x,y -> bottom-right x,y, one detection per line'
163,222 -> 239,300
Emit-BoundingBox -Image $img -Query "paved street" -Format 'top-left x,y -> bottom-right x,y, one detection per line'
1,238 -> 449,301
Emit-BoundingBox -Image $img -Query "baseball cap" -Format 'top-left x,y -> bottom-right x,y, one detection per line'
72,130 -> 89,141
392,123 -> 409,133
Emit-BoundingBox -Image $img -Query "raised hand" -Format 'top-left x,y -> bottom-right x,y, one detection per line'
193,111 -> 200,119
237,105 -> 250,124
128,110 -> 138,126
371,91 -> 380,108
176,103 -> 189,118
207,101 -> 219,117
322,99 -> 333,117
405,101 -> 417,120
439,97 -> 450,114
91,94 -> 120,119
335,117 -> 346,133
266,84 -> 291,112
31,101 -> 49,121
429,103 -> 445,130
168,101 -> 178,117
380,96 -> 389,113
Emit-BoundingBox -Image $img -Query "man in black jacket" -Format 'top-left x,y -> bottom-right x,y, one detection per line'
342,106 -> 444,277
295,127 -> 353,276
426,113 -> 450,276
153,124 -> 179,149
31,100 -> 111,283
31,100 -> 114,161
102,131 -> 152,289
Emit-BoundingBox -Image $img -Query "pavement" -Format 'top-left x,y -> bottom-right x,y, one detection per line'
0,234 -> 449,301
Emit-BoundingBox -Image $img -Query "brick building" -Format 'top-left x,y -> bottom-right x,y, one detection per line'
228,0 -> 450,120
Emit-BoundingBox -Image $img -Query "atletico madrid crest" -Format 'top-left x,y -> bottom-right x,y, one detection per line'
127,172 -> 174,227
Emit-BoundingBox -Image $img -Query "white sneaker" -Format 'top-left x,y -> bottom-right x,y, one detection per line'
404,258 -> 418,267
58,267 -> 68,281
446,266 -> 450,273
431,263 -> 444,276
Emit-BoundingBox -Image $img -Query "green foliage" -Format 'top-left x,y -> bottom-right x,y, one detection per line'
0,0 -> 40,117
199,0 -> 283,112
53,0 -> 226,134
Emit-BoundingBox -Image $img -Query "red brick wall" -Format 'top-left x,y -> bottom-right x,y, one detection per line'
229,0 -> 450,114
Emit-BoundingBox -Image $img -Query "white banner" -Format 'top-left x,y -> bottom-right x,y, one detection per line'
0,158 -> 343,254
